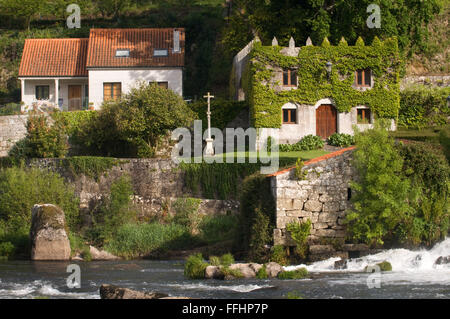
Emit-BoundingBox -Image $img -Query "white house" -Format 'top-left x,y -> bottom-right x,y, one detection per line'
18,28 -> 185,111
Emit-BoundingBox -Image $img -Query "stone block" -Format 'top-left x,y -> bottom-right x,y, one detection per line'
322,201 -> 340,212
304,200 -> 322,212
309,245 -> 335,254
313,222 -> 328,229
318,212 -> 337,223
315,229 -> 346,238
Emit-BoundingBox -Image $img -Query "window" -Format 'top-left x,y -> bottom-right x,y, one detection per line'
103,83 -> 121,101
35,85 -> 49,100
357,108 -> 371,124
154,49 -> 168,57
355,69 -> 371,87
283,109 -> 296,124
115,49 -> 130,57
283,69 -> 297,87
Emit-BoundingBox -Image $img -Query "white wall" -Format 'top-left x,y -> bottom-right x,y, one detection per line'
22,79 -> 56,107
88,68 -> 183,109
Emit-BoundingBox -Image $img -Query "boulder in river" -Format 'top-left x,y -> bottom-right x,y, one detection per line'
334,259 -> 348,270
205,266 -> 224,279
229,263 -> 257,279
265,262 -> 283,278
89,246 -> 120,261
30,204 -> 71,261
100,284 -> 169,299
435,256 -> 450,265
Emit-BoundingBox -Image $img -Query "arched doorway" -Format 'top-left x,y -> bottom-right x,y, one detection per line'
316,104 -> 337,139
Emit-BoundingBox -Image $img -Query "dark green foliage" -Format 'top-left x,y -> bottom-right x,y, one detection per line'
279,135 -> 324,152
73,83 -> 195,158
172,197 -> 202,235
219,253 -> 235,267
184,253 -> 209,279
0,241 -> 14,258
277,268 -> 308,280
270,245 -> 289,266
327,133 -> 355,147
198,214 -> 239,245
256,264 -> 268,279
10,114 -> 68,159
399,86 -> 450,128
439,127 -> 450,162
238,174 -> 276,263
89,175 -> 135,246
190,99 -> 248,130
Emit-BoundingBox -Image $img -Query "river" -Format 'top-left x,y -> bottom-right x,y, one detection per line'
0,238 -> 449,299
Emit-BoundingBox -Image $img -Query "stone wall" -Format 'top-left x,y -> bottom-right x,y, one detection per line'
401,75 -> 450,89
29,158 -> 239,223
0,115 -> 28,157
270,147 -> 370,261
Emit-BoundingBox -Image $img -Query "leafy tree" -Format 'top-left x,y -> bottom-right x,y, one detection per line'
0,0 -> 43,29
222,0 -> 443,57
345,121 -> 413,246
76,82 -> 195,157
95,0 -> 133,20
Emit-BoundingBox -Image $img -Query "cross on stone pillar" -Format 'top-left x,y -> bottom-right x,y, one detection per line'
203,92 -> 215,156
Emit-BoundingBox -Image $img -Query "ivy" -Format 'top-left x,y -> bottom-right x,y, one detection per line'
244,37 -> 402,128
59,156 -> 126,181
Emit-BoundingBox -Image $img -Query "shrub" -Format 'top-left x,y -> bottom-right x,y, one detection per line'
278,268 -> 308,280
345,123 -> 412,246
172,197 -> 202,235
294,158 -> 306,180
184,253 -> 209,279
270,245 -> 289,266
0,167 -> 80,233
286,220 -> 311,259
0,241 -> 15,258
327,133 -> 355,147
0,103 -> 21,115
209,256 -> 221,266
279,135 -> 324,152
365,261 -> 392,272
256,264 -> 268,279
219,253 -> 235,267
399,86 -> 450,129
74,82 -> 195,157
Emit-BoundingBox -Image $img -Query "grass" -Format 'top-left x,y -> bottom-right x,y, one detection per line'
277,268 -> 308,280
390,124 -> 448,143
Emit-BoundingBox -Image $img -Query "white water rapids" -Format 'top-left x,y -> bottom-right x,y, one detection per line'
284,237 -> 450,285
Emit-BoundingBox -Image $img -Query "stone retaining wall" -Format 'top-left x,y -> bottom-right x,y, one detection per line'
270,147 -> 369,260
401,75 -> 450,89
29,158 -> 239,223
0,115 -> 28,157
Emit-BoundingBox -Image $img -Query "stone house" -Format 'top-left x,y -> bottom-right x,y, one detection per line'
18,28 -> 185,111
231,36 -> 400,144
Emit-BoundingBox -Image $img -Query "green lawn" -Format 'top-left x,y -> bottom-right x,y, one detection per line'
389,124 -> 449,143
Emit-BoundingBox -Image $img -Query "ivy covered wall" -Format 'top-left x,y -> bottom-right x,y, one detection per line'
243,36 -> 402,128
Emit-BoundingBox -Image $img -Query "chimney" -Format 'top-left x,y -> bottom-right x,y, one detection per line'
173,30 -> 181,53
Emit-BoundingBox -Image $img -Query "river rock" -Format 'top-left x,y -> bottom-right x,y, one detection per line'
229,263 -> 257,278
435,256 -> 450,265
205,266 -> 224,279
265,262 -> 282,278
334,259 -> 347,270
99,284 -> 168,299
30,204 -> 71,261
249,263 -> 263,274
89,246 -> 120,260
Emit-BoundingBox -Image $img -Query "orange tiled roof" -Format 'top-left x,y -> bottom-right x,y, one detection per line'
19,38 -> 89,77
86,28 -> 185,68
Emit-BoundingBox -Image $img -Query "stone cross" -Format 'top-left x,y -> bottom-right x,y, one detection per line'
272,37 -> 278,46
203,92 -> 215,156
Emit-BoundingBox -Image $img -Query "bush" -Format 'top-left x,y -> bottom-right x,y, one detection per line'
184,253 -> 209,279
279,135 -> 324,152
105,222 -> 195,259
9,114 -> 68,159
277,268 -> 308,280
172,197 -> 202,235
0,167 -> 80,233
286,220 -> 311,259
256,264 -> 268,279
74,82 -> 195,157
399,86 -> 450,129
270,245 -> 289,266
327,133 -> 355,147
0,241 -> 15,258
345,123 -> 412,246
219,253 -> 235,267
365,261 -> 392,272
89,175 -> 135,245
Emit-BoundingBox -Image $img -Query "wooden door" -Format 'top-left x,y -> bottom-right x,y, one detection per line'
68,85 -> 82,111
316,104 -> 337,139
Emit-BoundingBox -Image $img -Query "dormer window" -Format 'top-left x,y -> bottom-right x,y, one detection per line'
283,69 -> 297,87
356,69 -> 371,87
154,49 -> 168,57
115,49 -> 130,57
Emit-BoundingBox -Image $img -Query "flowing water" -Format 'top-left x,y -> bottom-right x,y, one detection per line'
0,238 -> 449,299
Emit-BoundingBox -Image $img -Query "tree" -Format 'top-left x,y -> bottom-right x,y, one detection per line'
76,82 -> 195,158
0,0 -> 43,29
222,0 -> 443,57
95,0 -> 133,20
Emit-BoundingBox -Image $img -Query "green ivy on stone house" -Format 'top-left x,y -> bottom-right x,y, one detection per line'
240,36 -> 402,129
